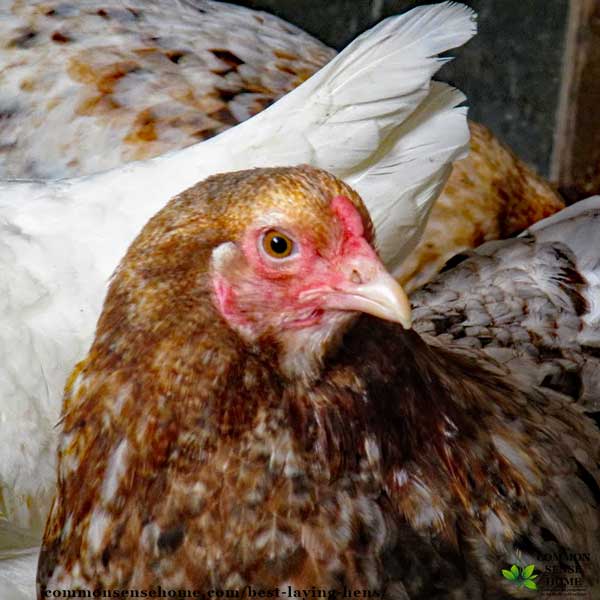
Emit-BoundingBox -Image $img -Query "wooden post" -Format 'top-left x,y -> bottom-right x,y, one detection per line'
551,0 -> 600,201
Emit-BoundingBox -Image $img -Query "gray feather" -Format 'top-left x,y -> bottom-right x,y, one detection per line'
412,196 -> 600,412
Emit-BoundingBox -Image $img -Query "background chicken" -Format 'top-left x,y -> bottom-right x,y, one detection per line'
411,195 -> 600,411
0,0 -> 335,179
0,1 -> 563,288
39,166 -> 600,599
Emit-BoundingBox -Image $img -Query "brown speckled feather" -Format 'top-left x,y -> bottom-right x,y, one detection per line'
411,198 -> 600,413
38,168 -> 599,599
0,0 -> 333,178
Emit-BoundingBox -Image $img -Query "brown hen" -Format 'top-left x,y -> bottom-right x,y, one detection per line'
38,166 -> 599,599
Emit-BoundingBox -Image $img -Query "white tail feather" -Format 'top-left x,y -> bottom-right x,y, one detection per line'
203,1 -> 476,174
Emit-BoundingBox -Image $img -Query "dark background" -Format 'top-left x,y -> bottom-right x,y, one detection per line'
232,0 -> 570,179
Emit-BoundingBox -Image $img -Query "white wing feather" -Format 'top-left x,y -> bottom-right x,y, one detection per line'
0,0 -> 476,575
353,81 -> 469,270
0,519 -> 40,598
0,549 -> 38,600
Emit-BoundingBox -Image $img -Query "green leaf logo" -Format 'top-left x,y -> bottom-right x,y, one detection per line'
501,564 -> 538,591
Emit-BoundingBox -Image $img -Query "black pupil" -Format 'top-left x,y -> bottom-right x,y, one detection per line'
270,235 -> 289,255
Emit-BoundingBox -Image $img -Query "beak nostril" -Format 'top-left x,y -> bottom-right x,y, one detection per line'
350,269 -> 363,284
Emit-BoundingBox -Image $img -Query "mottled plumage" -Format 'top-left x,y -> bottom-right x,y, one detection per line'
39,167 -> 600,599
0,0 -> 333,178
412,196 -> 600,412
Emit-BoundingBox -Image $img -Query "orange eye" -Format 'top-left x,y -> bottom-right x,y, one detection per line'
262,230 -> 294,259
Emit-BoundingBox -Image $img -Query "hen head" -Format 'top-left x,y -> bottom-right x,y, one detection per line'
106,165 -> 410,380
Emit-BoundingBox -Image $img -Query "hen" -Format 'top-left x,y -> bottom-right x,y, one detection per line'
0,1 -> 562,252
0,2 -> 475,564
39,166 -> 600,599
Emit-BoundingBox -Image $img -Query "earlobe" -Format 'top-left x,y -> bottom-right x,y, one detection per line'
213,273 -> 235,319
210,269 -> 257,340
210,242 -> 240,320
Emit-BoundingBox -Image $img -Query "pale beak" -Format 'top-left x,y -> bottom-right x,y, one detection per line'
321,261 -> 412,329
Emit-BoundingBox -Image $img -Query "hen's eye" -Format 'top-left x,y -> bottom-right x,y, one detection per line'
262,230 -> 294,259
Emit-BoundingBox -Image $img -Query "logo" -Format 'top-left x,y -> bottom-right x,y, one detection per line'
501,550 -> 593,597
502,563 -> 538,591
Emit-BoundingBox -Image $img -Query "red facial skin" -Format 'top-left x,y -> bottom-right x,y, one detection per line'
212,195 -> 382,334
